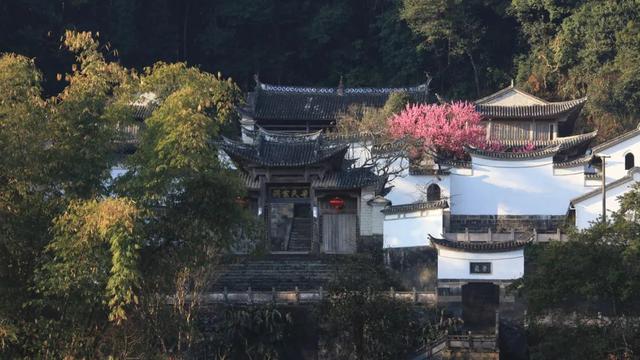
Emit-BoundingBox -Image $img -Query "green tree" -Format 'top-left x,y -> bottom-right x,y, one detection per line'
517,182 -> 640,357
401,0 -> 517,98
511,0 -> 640,139
0,30 -> 254,358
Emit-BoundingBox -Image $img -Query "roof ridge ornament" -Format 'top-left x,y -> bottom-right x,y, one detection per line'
425,72 -> 433,94
337,76 -> 344,96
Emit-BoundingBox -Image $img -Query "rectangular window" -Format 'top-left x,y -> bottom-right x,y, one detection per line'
491,121 -> 531,140
533,121 -> 551,141
470,262 -> 492,274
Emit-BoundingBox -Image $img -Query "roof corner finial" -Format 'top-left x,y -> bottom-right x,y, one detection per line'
424,71 -> 433,91
337,75 -> 344,96
253,73 -> 261,88
510,78 -> 514,88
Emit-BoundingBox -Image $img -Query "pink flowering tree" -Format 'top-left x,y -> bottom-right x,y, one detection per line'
388,101 -> 490,158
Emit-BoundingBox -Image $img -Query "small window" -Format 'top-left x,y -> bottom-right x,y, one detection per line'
427,184 -> 441,201
625,153 -> 635,170
470,262 -> 492,274
549,123 -> 555,140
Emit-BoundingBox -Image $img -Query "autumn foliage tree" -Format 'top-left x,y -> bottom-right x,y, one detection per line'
388,101 -> 487,158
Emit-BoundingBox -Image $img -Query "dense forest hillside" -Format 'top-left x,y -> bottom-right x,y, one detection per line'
2,0 -> 640,138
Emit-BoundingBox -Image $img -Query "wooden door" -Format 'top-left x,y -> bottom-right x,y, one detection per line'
322,213 -> 357,254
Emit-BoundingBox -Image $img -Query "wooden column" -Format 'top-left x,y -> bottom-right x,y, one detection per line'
310,186 -> 320,254
259,176 -> 269,252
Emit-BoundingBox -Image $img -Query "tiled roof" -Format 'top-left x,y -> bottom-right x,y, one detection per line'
238,167 -> 382,191
475,85 -> 548,105
465,144 -> 561,161
429,236 -> 529,253
496,131 -> 597,150
131,103 -> 157,119
592,124 -> 640,153
130,92 -> 159,119
312,167 -> 383,190
408,167 -> 451,175
382,200 -> 449,214
436,159 -> 472,169
219,135 -> 348,167
240,172 -> 260,190
476,97 -> 586,120
249,83 -> 430,122
553,154 -> 594,169
584,172 -> 601,180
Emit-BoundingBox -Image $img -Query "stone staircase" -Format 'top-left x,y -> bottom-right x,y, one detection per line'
287,217 -> 312,251
212,255 -> 337,291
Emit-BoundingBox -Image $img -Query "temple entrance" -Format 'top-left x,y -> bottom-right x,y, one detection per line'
462,282 -> 499,331
268,185 -> 312,252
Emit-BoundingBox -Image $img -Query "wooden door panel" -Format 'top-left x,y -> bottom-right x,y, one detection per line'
322,214 -> 357,254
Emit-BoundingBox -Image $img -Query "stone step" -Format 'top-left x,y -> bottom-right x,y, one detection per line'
212,258 -> 340,291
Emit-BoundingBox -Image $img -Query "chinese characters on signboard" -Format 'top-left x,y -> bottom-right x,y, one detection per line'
470,262 -> 492,274
270,187 -> 310,199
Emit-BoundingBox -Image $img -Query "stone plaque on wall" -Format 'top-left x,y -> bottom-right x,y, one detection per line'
470,262 -> 492,274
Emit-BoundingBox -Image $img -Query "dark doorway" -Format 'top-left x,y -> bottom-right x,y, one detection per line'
268,185 -> 312,252
462,282 -> 499,332
294,203 -> 312,218
427,184 -> 441,201
626,153 -> 635,170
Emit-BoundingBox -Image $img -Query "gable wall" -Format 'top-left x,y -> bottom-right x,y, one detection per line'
596,135 -> 640,183
574,172 -> 640,230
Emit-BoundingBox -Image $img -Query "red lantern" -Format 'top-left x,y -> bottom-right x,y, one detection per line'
329,197 -> 345,210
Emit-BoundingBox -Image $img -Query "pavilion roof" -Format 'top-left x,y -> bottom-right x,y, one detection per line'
475,85 -> 586,122
218,129 -> 349,167
429,235 -> 530,253
476,98 -> 586,120
312,167 -> 383,190
245,82 -> 430,122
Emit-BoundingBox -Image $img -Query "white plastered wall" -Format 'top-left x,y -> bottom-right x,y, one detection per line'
450,155 -> 587,215
386,172 -> 451,206
383,209 -> 444,248
437,247 -> 524,280
574,172 -> 640,230
595,135 -> 640,184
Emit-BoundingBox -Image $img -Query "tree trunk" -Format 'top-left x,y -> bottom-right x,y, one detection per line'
467,51 -> 480,97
